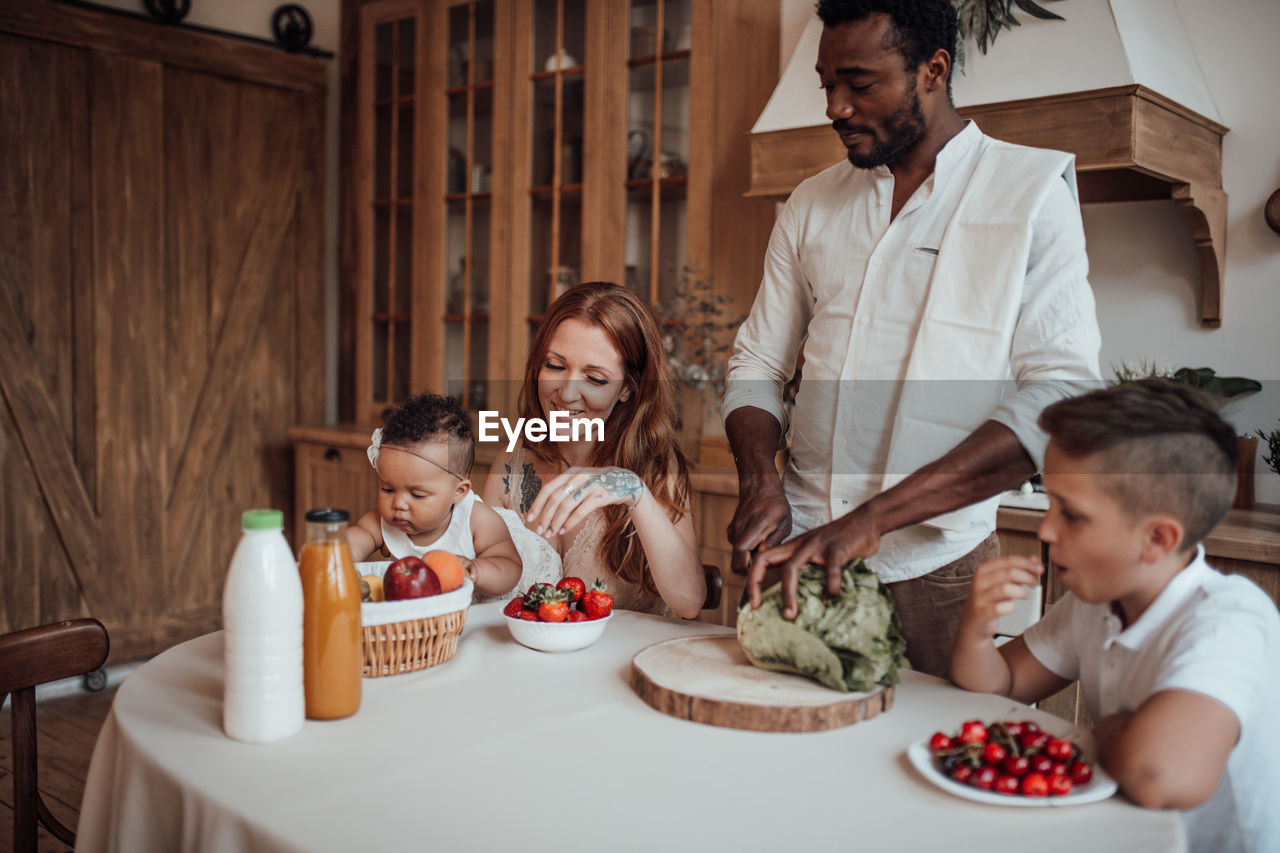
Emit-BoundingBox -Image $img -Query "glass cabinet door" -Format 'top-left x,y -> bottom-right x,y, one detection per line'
525,0 -> 587,331
358,3 -> 422,421
625,0 -> 690,307
443,0 -> 496,410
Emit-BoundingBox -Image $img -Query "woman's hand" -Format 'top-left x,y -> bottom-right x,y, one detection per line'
526,466 -> 646,538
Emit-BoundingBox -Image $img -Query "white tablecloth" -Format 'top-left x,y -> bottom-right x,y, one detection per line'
75,603 -> 1183,853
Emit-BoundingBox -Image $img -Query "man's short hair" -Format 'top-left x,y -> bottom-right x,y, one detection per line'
1039,378 -> 1238,549
816,0 -> 958,95
381,392 -> 475,477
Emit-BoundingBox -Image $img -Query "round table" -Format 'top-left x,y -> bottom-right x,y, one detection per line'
75,603 -> 1183,853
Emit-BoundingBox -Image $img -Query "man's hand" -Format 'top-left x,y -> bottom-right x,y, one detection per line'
724,405 -> 791,579
746,420 -> 1036,620
957,556 -> 1043,643
747,505 -> 883,619
727,480 -> 792,578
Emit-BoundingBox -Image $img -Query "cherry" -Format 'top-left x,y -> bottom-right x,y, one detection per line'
982,742 -> 1007,765
971,765 -> 999,791
1069,761 -> 1094,785
1049,774 -> 1074,796
958,720 -> 988,744
950,764 -> 974,784
1046,738 -> 1074,761
1021,772 -> 1050,797
994,774 -> 1020,795
929,732 -> 953,751
1001,755 -> 1030,777
1019,731 -> 1050,753
1030,754 -> 1054,775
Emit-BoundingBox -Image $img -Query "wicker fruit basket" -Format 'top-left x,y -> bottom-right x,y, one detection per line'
357,562 -> 472,677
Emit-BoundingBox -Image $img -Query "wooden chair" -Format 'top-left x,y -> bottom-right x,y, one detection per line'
702,563 -> 722,612
0,618 -> 110,853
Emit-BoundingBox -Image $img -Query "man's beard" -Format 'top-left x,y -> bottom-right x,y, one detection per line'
838,82 -> 927,169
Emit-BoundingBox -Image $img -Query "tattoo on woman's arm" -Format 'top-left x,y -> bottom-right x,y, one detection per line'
519,464 -> 541,515
584,468 -> 643,507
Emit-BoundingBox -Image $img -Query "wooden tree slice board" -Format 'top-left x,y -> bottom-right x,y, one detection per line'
630,634 -> 894,732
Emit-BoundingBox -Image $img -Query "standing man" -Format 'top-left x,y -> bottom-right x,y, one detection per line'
723,0 -> 1100,678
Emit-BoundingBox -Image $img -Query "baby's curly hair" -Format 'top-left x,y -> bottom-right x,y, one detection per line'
816,0 -> 958,98
380,393 -> 474,477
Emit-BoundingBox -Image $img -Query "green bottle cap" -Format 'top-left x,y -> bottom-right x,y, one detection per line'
241,509 -> 284,531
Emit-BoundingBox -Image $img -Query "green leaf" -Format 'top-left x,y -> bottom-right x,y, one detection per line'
737,560 -> 908,692
1203,377 -> 1263,398
1012,0 -> 1064,20
1172,367 -> 1261,398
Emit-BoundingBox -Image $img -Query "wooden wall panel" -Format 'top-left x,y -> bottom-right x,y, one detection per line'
0,34 -> 89,628
90,50 -> 167,636
0,1 -> 329,661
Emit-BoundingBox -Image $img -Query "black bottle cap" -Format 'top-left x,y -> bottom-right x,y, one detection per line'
305,508 -> 349,523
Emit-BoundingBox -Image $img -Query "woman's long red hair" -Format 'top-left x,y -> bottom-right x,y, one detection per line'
519,282 -> 691,591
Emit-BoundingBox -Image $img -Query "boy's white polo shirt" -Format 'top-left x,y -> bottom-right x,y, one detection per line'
1023,547 -> 1280,853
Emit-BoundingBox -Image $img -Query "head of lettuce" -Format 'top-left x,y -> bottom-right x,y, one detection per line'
736,560 -> 909,693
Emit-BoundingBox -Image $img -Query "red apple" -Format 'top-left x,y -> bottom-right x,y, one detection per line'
383,556 -> 441,600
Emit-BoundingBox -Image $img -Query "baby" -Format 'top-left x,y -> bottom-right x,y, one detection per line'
347,393 -> 521,599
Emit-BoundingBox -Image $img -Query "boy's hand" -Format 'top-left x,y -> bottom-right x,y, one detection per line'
958,555 -> 1043,642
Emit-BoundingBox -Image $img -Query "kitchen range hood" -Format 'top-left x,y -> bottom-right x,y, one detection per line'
748,4 -> 1229,327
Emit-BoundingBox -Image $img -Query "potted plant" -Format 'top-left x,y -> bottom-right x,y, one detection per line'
1111,362 -> 1263,507
1256,422 -> 1280,478
658,269 -> 745,462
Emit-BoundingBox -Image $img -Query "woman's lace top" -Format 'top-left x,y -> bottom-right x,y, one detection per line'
501,443 -> 675,618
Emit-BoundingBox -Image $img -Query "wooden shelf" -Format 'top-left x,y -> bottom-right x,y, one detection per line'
999,504 -> 1280,567
627,49 -> 692,67
345,0 -> 779,428
747,85 -> 1230,327
445,81 -> 495,96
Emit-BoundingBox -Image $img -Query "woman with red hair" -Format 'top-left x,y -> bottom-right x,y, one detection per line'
482,282 -> 705,618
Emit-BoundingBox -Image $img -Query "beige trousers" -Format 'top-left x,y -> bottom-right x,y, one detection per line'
886,533 -> 1001,681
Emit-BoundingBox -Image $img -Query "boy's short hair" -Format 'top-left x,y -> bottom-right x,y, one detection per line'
381,393 -> 474,477
1038,378 -> 1238,549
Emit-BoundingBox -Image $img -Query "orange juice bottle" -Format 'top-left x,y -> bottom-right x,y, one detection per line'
298,508 -> 362,719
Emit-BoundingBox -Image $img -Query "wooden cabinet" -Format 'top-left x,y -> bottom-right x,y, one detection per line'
345,0 -> 778,424
288,427 -> 382,538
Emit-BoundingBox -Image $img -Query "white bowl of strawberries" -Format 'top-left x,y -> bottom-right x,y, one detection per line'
502,578 -> 613,653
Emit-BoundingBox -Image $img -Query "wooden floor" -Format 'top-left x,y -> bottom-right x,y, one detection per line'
0,686 -> 118,853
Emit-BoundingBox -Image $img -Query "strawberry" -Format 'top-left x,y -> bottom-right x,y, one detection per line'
566,610 -> 588,622
503,596 -> 526,618
523,583 -> 557,607
580,578 -> 613,620
538,599 -> 569,622
556,576 -> 586,603
517,608 -> 540,621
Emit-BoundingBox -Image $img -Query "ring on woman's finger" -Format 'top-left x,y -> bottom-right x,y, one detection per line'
563,484 -> 574,496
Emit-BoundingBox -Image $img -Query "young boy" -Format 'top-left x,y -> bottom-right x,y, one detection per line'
951,378 -> 1279,853
348,393 -> 522,599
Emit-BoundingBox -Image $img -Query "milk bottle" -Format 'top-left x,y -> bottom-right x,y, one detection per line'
222,508 -> 305,743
